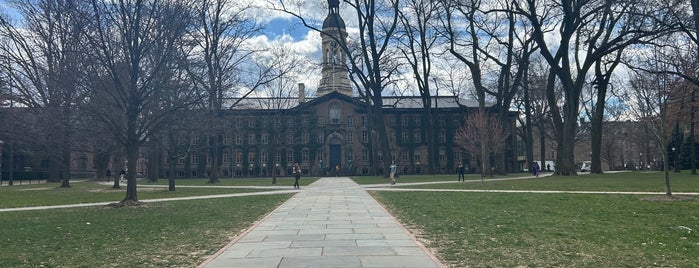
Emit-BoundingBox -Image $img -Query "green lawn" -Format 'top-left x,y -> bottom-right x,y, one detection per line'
0,181 -> 277,208
368,171 -> 699,267
391,171 -> 699,192
2,172 -> 698,267
372,191 -> 699,267
351,173 -> 530,185
0,195 -> 292,267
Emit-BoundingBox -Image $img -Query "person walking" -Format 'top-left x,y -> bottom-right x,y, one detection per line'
292,163 -> 301,189
457,163 -> 465,182
105,168 -> 112,182
119,169 -> 126,182
389,161 -> 397,185
533,162 -> 540,177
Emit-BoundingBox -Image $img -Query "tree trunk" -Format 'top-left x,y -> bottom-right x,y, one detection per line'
539,126 -> 545,173
690,90 -> 696,175
8,142 -> 14,186
168,132 -> 177,191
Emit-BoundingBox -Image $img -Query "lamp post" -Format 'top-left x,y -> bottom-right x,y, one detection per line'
639,152 -> 643,171
672,147 -> 677,173
273,163 -> 279,184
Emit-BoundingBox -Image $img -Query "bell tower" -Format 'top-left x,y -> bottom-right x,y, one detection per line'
317,0 -> 352,96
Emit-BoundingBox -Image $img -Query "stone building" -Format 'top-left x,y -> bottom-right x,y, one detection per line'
160,0 -> 518,178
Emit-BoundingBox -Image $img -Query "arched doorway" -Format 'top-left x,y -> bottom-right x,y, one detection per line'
329,137 -> 342,171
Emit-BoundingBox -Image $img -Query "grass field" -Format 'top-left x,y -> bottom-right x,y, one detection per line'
1,172 -> 698,267
391,171 -> 699,192
369,171 -> 699,267
0,195 -> 291,267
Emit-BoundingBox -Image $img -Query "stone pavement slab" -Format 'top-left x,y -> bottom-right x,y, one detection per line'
200,177 -> 444,268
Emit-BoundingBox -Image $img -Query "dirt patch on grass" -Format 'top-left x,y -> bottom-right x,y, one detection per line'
107,200 -> 148,208
90,187 -> 162,193
641,195 -> 693,202
18,188 -> 52,191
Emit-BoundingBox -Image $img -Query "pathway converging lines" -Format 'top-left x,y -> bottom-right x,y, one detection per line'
200,177 -> 445,268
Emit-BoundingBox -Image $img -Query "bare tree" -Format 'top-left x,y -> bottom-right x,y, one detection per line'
0,0 -> 89,186
82,0 -> 197,203
187,0 -> 263,183
454,109 -> 508,181
395,0 -> 441,173
442,0 -> 538,175
514,0 -> 678,175
627,47 -> 686,196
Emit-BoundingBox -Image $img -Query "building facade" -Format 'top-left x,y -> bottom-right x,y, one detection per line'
160,1 -> 518,178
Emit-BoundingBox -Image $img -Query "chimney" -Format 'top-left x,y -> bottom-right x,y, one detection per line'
298,83 -> 306,103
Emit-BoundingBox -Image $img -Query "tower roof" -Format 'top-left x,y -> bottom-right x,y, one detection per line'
323,13 -> 345,29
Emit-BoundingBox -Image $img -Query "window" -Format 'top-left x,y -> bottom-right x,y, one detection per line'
438,115 -> 446,126
317,131 -> 324,143
388,116 -> 396,126
287,133 -> 294,144
389,131 -> 396,143
261,151 -> 268,163
361,130 -> 368,143
347,117 -> 354,126
302,116 -> 309,126
317,149 -> 324,161
302,149 -> 309,162
317,117 -> 324,126
235,119 -> 242,128
414,151 -> 421,162
453,117 -> 461,126
346,147 -> 353,161
275,152 -> 281,163
402,149 -> 409,161
287,151 -> 294,162
453,149 -> 461,163
261,133 -> 269,144
191,134 -> 199,145
248,119 -> 255,128
330,105 -> 341,124
439,149 -> 446,161
178,135 -> 187,145
235,134 -> 242,145
362,116 -> 368,126
248,133 -> 255,144
178,157 -> 185,165
235,151 -> 242,163
192,154 -> 199,164
414,115 -> 421,127
223,151 -> 231,163
378,152 -> 383,161
223,133 -> 231,145
362,149 -> 369,161
401,115 -> 408,126
248,152 -> 256,163
414,131 -> 421,143
439,130 -> 446,143
402,132 -> 409,142
302,131 -> 309,144
347,132 -> 353,143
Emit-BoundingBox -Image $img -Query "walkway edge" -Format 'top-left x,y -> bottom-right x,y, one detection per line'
368,191 -> 447,268
196,192 -> 299,268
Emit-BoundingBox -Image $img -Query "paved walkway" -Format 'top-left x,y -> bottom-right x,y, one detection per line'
199,177 -> 444,268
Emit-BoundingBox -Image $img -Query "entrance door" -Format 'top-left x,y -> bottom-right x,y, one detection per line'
329,138 -> 342,170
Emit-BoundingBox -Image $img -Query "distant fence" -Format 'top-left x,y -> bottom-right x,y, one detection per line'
1,171 -> 48,186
